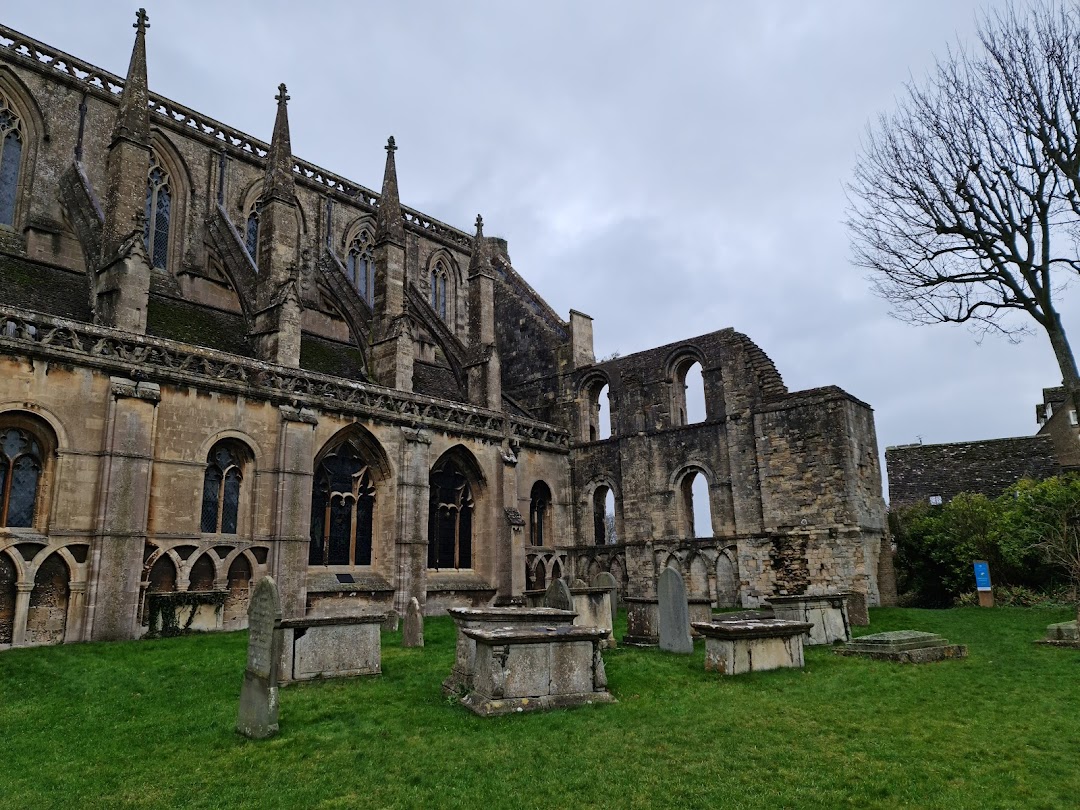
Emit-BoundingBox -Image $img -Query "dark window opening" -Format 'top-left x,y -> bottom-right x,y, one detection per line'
200,442 -> 246,534
309,442 -> 376,567
0,427 -> 42,528
428,458 -> 473,569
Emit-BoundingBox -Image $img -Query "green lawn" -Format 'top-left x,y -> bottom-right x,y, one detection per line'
1,607 -> 1077,809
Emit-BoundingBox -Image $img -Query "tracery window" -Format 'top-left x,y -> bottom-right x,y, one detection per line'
245,202 -> 262,270
309,442 -> 375,566
529,481 -> 552,547
345,229 -> 375,304
428,458 -> 473,569
143,155 -> 171,270
430,260 -> 448,321
0,93 -> 25,228
200,442 -> 247,534
0,427 -> 43,528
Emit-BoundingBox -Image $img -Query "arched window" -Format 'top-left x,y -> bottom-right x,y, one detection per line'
0,92 -> 24,228
143,155 -> 171,270
309,442 -> 376,566
430,260 -> 448,321
0,426 -> 43,528
593,485 -> 616,546
672,356 -> 706,426
581,377 -> 612,442
679,469 -> 713,539
345,229 -> 375,304
200,442 -> 248,534
529,481 -> 552,547
428,457 -> 473,569
245,201 -> 262,270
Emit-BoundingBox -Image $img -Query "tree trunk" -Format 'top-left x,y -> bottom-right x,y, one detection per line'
1043,309 -> 1080,425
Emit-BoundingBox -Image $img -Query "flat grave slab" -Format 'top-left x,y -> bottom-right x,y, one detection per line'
835,630 -> 967,663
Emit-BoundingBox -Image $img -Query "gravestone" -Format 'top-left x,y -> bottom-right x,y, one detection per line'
403,596 -> 424,647
544,578 -> 573,611
846,591 -> 869,626
658,567 -> 693,654
236,576 -> 282,739
592,571 -> 619,616
571,578 -> 587,588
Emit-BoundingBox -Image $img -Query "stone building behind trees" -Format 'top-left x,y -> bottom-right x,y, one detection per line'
0,11 -> 888,649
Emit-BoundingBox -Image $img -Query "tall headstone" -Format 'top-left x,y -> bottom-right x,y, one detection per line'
403,596 -> 424,648
237,576 -> 282,739
544,578 -> 573,611
571,578 -> 587,588
592,571 -> 619,617
658,568 -> 693,654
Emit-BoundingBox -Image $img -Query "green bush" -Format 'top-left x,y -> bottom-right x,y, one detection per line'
891,476 -> 1079,607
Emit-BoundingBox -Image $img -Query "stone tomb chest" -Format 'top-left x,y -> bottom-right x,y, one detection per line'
459,625 -> 615,716
444,606 -> 577,695
835,630 -> 967,663
766,593 -> 851,645
691,618 -> 813,676
277,613 -> 386,684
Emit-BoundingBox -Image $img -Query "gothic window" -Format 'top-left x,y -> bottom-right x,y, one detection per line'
309,442 -> 375,566
0,93 -> 24,228
671,355 -> 706,426
245,202 -> 262,270
428,458 -> 473,569
143,155 -> 171,270
0,427 -> 43,528
680,469 -> 713,539
581,377 -> 612,442
345,229 -> 375,304
200,442 -> 248,534
529,481 -> 552,547
430,260 -> 448,321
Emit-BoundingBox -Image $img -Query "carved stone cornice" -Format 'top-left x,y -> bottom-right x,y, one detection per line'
0,305 -> 569,452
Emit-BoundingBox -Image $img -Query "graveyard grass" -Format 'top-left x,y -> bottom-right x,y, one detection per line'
1,608 -> 1078,809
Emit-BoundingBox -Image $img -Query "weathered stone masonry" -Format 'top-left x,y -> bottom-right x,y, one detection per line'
0,12 -> 887,649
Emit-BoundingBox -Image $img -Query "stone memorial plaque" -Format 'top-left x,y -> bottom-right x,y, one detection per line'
544,578 -> 573,611
237,576 -> 282,739
658,567 -> 693,654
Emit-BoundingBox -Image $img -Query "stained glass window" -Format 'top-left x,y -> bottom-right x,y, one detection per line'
309,442 -> 375,566
143,157 -> 171,270
529,481 -> 552,547
0,427 -> 42,528
201,443 -> 245,534
0,95 -> 24,228
428,457 -> 473,569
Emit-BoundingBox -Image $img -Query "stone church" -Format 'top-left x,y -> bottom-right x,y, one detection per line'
0,11 -> 888,648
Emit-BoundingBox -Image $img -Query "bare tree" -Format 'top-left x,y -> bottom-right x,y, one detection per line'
848,1 -> 1080,416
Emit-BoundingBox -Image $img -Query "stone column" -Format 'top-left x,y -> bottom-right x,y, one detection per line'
498,444 -> 522,602
394,427 -> 430,615
269,405 -> 317,620
10,582 -> 33,645
65,580 -> 88,642
88,377 -> 160,641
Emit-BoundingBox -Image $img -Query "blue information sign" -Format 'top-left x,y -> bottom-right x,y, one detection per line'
973,561 -> 992,591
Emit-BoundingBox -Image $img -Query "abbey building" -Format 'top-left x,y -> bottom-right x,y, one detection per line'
0,11 -> 889,647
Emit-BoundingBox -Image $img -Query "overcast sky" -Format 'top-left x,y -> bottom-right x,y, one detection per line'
7,1 -> 1073,493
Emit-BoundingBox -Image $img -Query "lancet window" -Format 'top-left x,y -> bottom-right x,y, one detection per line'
143,155 -> 171,270
309,442 -> 375,566
346,229 -> 375,304
529,481 -> 552,547
430,260 -> 449,321
0,427 -> 43,528
0,93 -> 25,228
200,442 -> 247,534
428,458 -> 473,569
245,201 -> 262,269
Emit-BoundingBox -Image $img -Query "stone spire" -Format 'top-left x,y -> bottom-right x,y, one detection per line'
375,136 -> 405,246
111,8 -> 151,148
467,215 -> 492,278
263,83 -> 295,202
